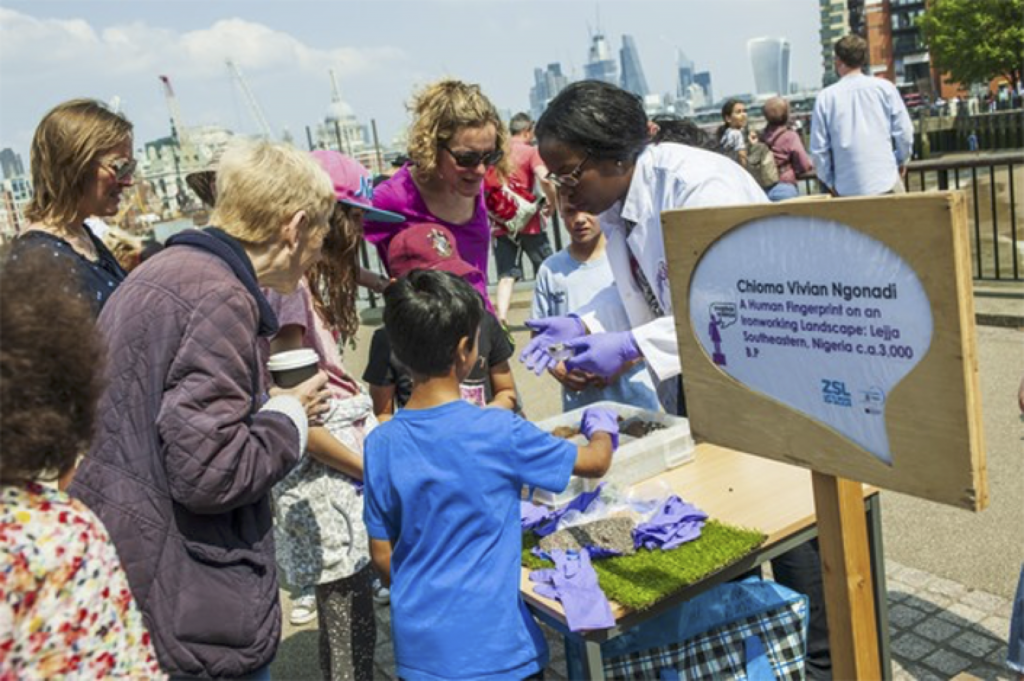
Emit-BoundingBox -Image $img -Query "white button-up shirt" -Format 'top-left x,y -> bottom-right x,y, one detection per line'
810,71 -> 914,196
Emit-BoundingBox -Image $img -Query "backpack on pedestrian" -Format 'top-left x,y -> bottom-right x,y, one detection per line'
746,139 -> 780,189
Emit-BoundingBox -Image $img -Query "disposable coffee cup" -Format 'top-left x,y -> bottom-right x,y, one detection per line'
267,349 -> 319,389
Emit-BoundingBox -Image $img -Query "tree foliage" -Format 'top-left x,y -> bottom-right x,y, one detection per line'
918,0 -> 1023,88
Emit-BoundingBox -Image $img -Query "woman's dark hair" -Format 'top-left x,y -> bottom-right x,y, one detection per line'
535,80 -> 649,162
650,115 -> 718,152
1,249 -> 104,484
382,270 -> 482,377
307,203 -> 361,345
716,98 -> 744,141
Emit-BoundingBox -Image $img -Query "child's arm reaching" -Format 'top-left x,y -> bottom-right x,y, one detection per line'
486,360 -> 518,411
308,428 -> 364,480
572,407 -> 619,478
370,538 -> 393,587
369,383 -> 396,423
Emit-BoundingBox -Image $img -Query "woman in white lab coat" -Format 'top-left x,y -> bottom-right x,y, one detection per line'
520,80 -> 767,416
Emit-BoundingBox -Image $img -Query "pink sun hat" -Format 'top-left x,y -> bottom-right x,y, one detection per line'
310,149 -> 405,223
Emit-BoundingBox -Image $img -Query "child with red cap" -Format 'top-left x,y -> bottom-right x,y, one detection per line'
362,223 -> 518,420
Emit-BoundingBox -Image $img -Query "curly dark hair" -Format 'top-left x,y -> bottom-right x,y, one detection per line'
1,248 -> 104,484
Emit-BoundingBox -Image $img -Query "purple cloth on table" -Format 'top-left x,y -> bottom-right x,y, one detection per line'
533,483 -> 605,537
529,549 -> 615,632
633,496 -> 708,550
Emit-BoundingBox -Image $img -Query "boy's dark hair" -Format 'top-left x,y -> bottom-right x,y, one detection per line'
651,115 -> 718,152
383,269 -> 482,377
535,80 -> 649,163
1,249 -> 104,484
834,34 -> 868,69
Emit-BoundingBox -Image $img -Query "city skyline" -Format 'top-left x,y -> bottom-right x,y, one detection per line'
0,0 -> 822,165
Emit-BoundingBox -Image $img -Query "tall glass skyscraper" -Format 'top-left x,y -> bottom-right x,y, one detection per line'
748,37 -> 792,96
619,35 -> 650,97
584,31 -> 619,85
529,63 -> 569,120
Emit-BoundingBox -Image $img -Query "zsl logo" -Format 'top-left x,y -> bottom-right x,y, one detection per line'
821,379 -> 852,407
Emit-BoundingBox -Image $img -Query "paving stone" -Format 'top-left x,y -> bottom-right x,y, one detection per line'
927,575 -> 970,599
979,615 -> 1012,639
888,589 -> 910,603
941,602 -> 991,625
899,565 -> 937,589
892,632 -> 937,661
973,664 -> 1014,680
890,602 -> 930,628
949,630 -> 1004,658
986,643 -> 1010,666
921,648 -> 973,676
886,559 -> 910,580
916,615 -> 963,642
961,589 -> 1013,615
901,663 -> 946,680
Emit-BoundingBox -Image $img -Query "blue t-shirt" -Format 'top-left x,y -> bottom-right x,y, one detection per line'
363,400 -> 577,681
532,249 -> 661,413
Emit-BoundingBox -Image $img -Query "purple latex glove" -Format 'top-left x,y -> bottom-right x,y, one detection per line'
563,330 -> 642,379
532,544 -> 622,562
521,501 -> 552,532
534,483 -> 605,537
580,407 -> 620,451
520,315 -> 586,375
529,549 -> 615,632
633,496 -> 709,551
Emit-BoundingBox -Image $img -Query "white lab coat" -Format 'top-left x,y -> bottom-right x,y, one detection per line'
579,143 -> 768,408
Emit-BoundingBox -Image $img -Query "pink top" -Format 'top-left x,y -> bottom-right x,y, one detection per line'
363,165 -> 492,306
762,125 -> 815,186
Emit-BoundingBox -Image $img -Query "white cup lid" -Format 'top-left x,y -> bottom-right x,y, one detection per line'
267,348 -> 319,372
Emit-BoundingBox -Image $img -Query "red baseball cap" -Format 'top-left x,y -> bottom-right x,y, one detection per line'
310,150 -> 404,223
387,223 -> 482,281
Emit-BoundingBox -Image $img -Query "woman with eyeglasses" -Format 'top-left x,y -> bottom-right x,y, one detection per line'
520,80 -> 767,417
363,79 -> 509,305
11,99 -> 135,314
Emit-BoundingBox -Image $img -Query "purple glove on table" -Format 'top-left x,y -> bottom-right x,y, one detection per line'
534,483 -> 605,537
529,549 -> 615,632
580,407 -> 620,451
633,496 -> 708,551
521,501 -> 551,532
520,315 -> 586,375
563,330 -> 642,379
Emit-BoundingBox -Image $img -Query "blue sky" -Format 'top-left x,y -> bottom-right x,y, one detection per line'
0,0 -> 822,162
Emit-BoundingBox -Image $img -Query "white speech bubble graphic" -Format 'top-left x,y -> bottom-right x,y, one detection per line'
689,215 -> 933,465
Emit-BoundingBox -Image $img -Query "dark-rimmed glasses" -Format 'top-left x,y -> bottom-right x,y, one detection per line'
546,150 -> 591,190
102,157 -> 137,183
442,145 -> 504,169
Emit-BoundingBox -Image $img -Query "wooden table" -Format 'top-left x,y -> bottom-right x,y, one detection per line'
521,443 -> 891,680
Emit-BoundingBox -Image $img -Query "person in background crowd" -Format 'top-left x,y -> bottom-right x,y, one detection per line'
759,96 -> 815,202
649,115 -> 719,152
100,224 -> 147,272
363,269 -> 617,681
68,139 -> 334,680
0,250 -> 163,679
364,79 -> 510,308
810,34 -> 913,197
532,205 -> 660,413
262,151 -> 385,677
487,112 -> 558,331
12,99 -> 133,314
716,99 -> 750,167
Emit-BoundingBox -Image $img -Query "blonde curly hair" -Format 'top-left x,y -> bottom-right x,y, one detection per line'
406,79 -> 510,183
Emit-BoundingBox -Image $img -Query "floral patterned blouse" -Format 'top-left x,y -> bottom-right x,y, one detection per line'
0,482 -> 164,679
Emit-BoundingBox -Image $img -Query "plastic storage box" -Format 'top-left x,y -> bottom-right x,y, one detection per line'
531,401 -> 695,507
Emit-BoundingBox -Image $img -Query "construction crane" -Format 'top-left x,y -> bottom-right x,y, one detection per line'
226,59 -> 273,140
157,75 -> 198,164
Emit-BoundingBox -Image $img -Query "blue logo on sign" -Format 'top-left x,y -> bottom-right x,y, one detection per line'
821,379 -> 852,407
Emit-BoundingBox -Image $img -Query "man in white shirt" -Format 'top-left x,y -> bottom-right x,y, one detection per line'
810,34 -> 914,197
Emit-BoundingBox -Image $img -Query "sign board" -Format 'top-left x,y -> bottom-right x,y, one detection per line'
664,193 -> 986,511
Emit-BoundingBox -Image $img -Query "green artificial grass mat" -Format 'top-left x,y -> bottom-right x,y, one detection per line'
523,520 -> 766,611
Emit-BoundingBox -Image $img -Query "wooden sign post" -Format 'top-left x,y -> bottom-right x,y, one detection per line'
663,192 -> 986,679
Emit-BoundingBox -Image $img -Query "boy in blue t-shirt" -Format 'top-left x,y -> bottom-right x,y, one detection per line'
363,270 -> 619,681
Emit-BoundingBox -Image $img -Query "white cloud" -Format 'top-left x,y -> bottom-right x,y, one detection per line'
0,8 -> 405,80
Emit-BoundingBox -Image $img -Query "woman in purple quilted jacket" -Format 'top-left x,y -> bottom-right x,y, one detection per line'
69,139 -> 335,679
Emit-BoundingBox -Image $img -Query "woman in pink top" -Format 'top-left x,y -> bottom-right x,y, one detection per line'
364,79 -> 510,307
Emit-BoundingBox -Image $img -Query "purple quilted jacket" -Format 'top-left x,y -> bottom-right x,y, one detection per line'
70,230 -> 301,678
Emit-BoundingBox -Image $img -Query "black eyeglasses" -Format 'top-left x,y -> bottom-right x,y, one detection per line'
102,157 -> 137,183
442,145 -> 504,169
546,150 -> 591,190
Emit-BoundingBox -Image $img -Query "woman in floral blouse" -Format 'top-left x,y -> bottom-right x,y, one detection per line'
0,249 -> 163,679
